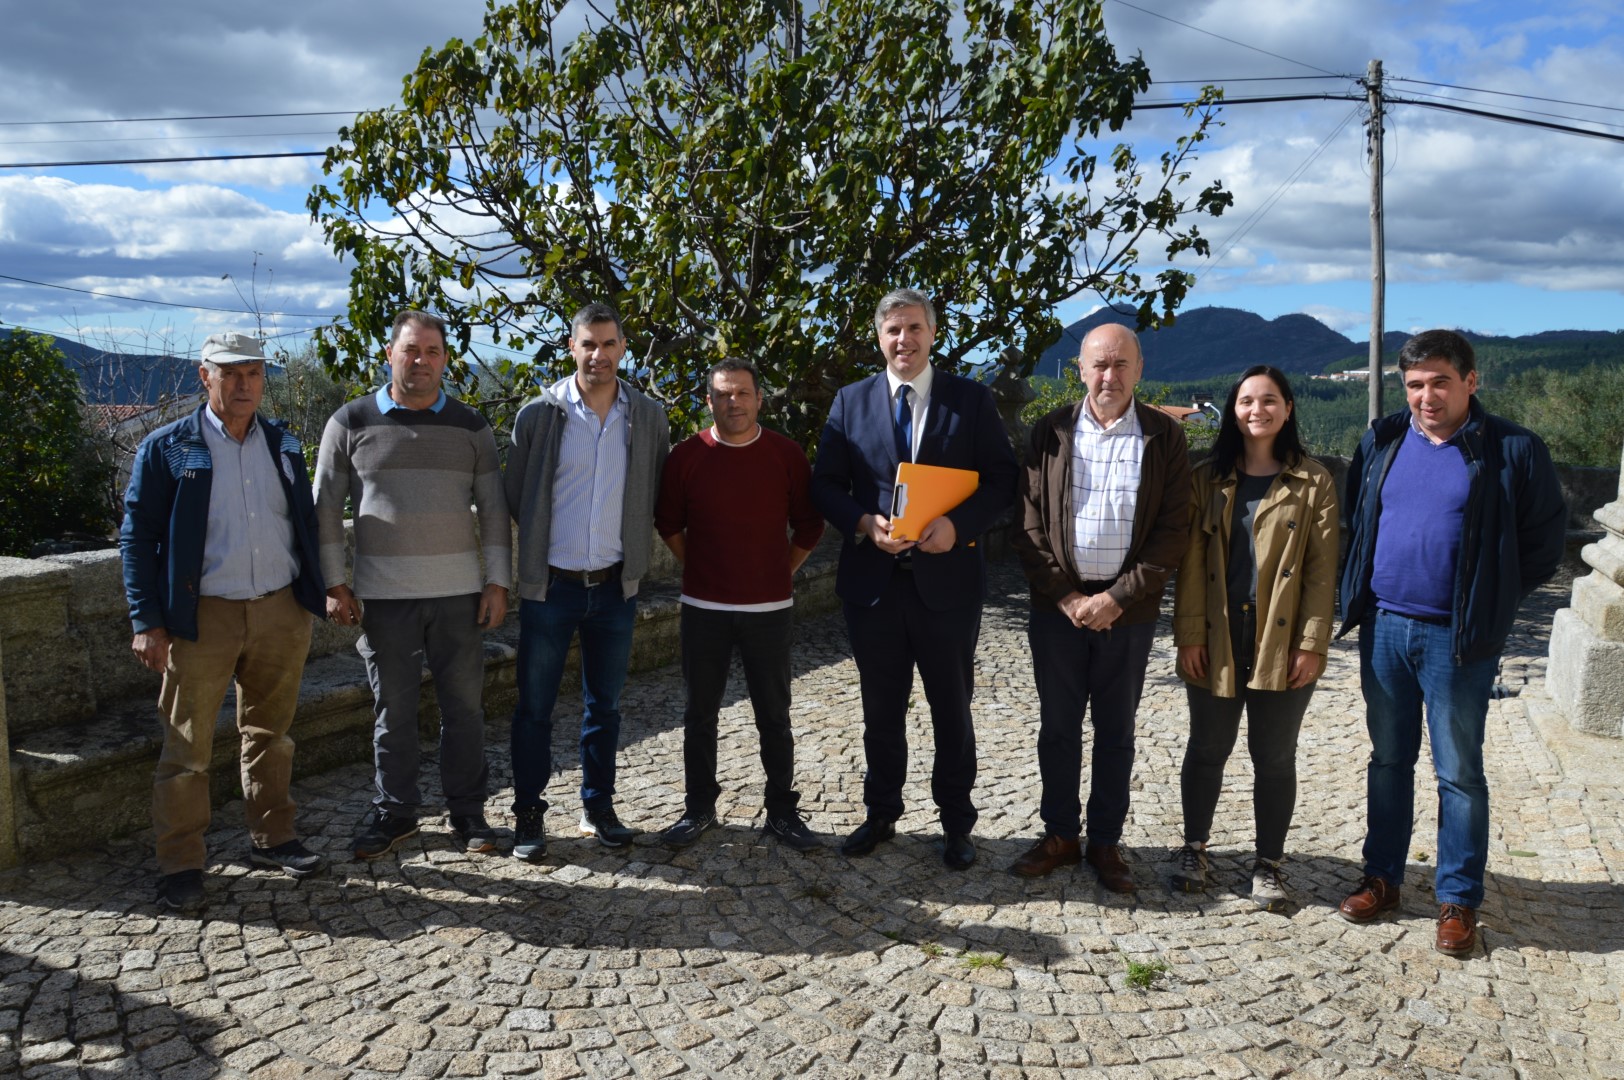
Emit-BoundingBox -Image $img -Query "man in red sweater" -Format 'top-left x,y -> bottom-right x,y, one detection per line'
654,359 -> 826,851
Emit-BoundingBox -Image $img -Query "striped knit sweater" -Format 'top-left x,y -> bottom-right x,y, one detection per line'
314,392 -> 512,600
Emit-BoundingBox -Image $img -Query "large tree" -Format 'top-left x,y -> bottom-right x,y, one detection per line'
309,0 -> 1230,443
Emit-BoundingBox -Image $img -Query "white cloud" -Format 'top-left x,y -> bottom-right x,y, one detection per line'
1300,305 -> 1368,333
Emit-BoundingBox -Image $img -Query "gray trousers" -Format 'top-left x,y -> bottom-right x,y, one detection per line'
358,594 -> 489,817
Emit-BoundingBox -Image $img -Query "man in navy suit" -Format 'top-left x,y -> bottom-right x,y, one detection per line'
811,288 -> 1018,869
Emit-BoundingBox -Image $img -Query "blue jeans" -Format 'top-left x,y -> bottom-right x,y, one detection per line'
511,577 -> 637,814
1360,609 -> 1499,907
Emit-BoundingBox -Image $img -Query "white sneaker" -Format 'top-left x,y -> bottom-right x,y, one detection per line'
1251,857 -> 1292,911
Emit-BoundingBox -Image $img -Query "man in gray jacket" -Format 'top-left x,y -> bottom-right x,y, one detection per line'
505,302 -> 670,860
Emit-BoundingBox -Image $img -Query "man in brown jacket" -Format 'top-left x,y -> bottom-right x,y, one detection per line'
1008,323 -> 1191,890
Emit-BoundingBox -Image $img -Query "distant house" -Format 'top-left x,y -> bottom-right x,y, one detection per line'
87,394 -> 205,498
1151,401 -> 1221,427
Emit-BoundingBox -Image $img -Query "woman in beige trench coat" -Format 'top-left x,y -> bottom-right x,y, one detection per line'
1170,365 -> 1339,910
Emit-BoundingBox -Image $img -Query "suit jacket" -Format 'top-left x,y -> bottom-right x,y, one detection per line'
811,368 -> 1018,611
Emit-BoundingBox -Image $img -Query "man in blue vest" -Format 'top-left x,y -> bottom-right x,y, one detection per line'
122,332 -> 327,913
1337,329 -> 1566,956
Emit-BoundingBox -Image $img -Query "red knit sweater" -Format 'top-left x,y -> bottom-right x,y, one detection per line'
654,427 -> 824,607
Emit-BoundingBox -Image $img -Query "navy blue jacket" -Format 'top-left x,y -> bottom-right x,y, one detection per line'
120,405 -> 326,640
811,369 -> 1018,611
1337,399 -> 1566,665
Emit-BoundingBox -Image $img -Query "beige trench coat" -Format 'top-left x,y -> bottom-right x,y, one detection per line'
1173,455 -> 1340,697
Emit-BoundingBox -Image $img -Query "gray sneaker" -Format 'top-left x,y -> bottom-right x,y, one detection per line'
580,806 -> 636,849
1252,857 -> 1292,911
764,811 -> 823,852
659,810 -> 717,849
449,814 -> 498,854
512,807 -> 547,862
1170,842 -> 1208,892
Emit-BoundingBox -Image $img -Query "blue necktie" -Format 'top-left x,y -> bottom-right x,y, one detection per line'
894,384 -> 913,464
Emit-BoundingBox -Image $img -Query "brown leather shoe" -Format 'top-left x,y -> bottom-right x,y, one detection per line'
1009,834 -> 1081,878
1338,875 -> 1401,923
1435,904 -> 1478,957
1084,842 -> 1136,893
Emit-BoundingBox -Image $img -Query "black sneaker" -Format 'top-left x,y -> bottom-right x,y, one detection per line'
579,806 -> 636,849
764,811 -> 823,852
249,839 -> 325,878
659,810 -> 717,849
449,814 -> 498,854
512,807 -> 548,862
353,808 -> 420,860
156,870 -> 206,913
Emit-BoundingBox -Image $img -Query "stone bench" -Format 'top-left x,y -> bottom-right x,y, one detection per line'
0,534 -> 841,867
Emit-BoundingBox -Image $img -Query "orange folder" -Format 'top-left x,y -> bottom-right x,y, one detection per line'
889,462 -> 980,542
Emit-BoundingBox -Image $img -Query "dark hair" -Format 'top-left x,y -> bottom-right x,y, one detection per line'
1398,329 -> 1475,378
570,302 -> 624,340
708,357 -> 761,393
1208,364 -> 1307,477
390,309 -> 447,348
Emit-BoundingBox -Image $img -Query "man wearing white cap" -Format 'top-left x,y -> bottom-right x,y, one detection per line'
121,332 -> 328,913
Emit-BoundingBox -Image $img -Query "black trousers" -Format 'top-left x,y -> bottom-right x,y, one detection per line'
842,569 -> 981,835
1179,607 -> 1313,862
680,604 -> 800,818
1029,607 -> 1156,845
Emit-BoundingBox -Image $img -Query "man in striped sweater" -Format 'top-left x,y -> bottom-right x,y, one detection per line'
315,311 -> 513,860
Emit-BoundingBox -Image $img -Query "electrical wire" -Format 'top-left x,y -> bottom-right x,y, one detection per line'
1195,106 -> 1363,281
1391,96 -> 1624,144
1104,0 -> 1345,78
1388,77 -> 1624,115
0,149 -> 330,169
1387,86 -> 1624,134
2,130 -> 342,148
0,110 -> 369,127
0,273 -> 341,318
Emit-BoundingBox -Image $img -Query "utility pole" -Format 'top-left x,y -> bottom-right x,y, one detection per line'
1366,59 -> 1386,422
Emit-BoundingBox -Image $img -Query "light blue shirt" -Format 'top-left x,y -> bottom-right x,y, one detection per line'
198,406 -> 299,599
546,375 -> 629,571
374,385 -> 447,413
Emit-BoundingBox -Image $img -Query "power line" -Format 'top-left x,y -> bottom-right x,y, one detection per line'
1388,86 -> 1624,134
1197,107 -> 1363,281
2,130 -> 340,149
1391,96 -> 1624,144
1388,77 -> 1624,115
1104,0 -> 1345,78
1133,93 -> 1362,110
0,149 -> 331,169
1150,75 -> 1352,85
0,110 -> 369,128
0,273 -> 342,318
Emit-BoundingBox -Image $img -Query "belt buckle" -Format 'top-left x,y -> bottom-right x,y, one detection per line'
582,570 -> 602,588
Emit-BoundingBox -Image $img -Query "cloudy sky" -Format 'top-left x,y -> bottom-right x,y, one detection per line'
1,0 -> 1620,365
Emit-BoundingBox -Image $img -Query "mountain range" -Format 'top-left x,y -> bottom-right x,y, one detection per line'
1034,305 -> 1623,382
2,328 -> 202,406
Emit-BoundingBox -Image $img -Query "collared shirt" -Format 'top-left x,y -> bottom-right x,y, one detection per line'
547,374 -> 629,571
374,385 -> 447,414
1069,398 -> 1144,581
197,406 -> 299,599
884,363 -> 934,462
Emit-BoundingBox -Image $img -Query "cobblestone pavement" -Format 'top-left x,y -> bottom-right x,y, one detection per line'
3,558 -> 1622,1079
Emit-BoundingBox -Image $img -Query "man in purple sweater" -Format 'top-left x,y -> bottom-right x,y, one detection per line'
1337,329 -> 1566,957
653,359 -> 825,851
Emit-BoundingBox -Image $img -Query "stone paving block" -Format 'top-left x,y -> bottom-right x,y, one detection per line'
0,570 -> 1619,1079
